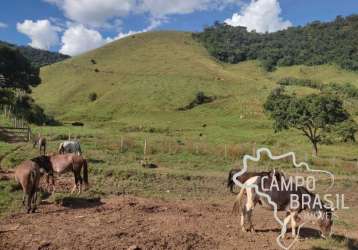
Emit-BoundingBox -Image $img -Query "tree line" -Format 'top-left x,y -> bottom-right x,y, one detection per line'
0,44 -> 57,125
194,15 -> 358,71
0,40 -> 70,68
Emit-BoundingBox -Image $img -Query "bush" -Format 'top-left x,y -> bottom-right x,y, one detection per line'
178,91 -> 216,111
335,120 -> 358,142
88,92 -> 98,102
322,82 -> 358,99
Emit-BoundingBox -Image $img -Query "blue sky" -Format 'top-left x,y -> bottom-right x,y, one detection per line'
0,0 -> 357,55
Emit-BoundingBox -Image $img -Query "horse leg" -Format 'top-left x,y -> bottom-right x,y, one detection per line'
26,192 -> 32,213
77,174 -> 82,194
71,172 -> 78,194
242,188 -> 256,233
22,193 -> 26,206
240,211 -> 245,232
290,212 -> 298,238
31,190 -> 38,213
283,213 -> 293,238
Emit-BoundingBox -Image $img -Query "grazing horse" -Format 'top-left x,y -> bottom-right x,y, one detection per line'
227,168 -> 271,194
14,160 -> 48,213
33,136 -> 47,155
58,140 -> 82,155
233,170 -> 333,238
33,154 -> 88,194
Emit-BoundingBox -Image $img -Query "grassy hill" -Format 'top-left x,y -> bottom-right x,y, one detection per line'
32,31 -> 358,158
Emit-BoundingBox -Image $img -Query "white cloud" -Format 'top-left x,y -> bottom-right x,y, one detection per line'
225,0 -> 292,33
60,19 -> 161,56
59,24 -> 110,55
44,0 -> 134,28
110,18 -> 162,41
39,0 -> 245,55
0,22 -> 8,28
139,0 -> 240,17
44,0 -> 242,28
16,19 -> 61,50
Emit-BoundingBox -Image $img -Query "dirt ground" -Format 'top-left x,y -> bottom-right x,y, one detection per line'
1,174 -> 358,250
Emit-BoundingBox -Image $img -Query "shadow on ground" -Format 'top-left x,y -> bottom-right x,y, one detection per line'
60,196 -> 104,209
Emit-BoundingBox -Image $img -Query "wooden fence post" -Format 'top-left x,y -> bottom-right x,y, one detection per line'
120,136 -> 124,153
144,139 -> 147,156
27,127 -> 31,142
224,144 -> 227,160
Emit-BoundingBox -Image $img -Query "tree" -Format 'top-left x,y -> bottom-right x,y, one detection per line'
0,45 -> 56,125
264,89 -> 350,155
0,45 -> 41,94
194,14 -> 358,71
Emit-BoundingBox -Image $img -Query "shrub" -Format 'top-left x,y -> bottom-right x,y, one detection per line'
88,92 -> 98,102
178,91 -> 216,111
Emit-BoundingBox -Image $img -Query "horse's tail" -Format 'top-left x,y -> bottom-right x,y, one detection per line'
82,159 -> 88,186
78,144 -> 82,155
28,169 -> 37,195
227,169 -> 237,193
232,187 -> 245,215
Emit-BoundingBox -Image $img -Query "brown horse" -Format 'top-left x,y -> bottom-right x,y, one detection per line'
33,136 -> 47,155
14,160 -> 46,213
33,154 -> 88,194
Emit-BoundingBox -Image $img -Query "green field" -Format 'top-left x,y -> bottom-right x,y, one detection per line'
30,31 -> 358,161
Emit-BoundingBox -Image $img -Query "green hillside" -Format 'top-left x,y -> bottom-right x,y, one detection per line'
34,32 -> 271,120
32,31 -> 358,156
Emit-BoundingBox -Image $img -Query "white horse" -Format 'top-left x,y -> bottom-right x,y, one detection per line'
58,140 -> 82,155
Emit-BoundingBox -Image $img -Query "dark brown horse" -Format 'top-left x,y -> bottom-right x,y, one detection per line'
233,170 -> 333,239
227,168 -> 271,193
14,160 -> 46,213
32,154 -> 88,194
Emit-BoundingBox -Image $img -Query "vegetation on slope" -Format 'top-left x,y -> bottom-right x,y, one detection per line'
32,31 -> 358,161
194,15 -> 358,71
0,45 -> 56,125
0,40 -> 70,68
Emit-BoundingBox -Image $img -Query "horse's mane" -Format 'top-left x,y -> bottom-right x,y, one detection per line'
31,155 -> 52,173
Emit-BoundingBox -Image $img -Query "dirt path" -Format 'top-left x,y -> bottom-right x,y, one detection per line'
3,193 -> 355,250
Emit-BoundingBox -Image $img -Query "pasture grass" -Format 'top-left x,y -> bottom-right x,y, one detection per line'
0,180 -> 22,217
